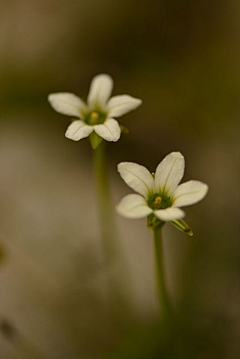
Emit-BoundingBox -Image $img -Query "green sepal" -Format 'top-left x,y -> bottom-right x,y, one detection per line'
120,125 -> 130,134
89,131 -> 103,149
147,213 -> 165,230
170,219 -> 193,236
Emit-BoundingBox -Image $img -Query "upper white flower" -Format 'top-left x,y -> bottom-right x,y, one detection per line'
48,74 -> 142,143
116,152 -> 208,223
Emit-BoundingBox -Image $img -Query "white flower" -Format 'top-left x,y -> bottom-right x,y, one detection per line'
116,152 -> 208,224
48,74 -> 142,143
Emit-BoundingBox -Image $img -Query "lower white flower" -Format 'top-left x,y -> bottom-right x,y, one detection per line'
116,152 -> 208,231
48,74 -> 142,146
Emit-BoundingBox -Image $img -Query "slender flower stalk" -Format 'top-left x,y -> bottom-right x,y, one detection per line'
93,141 -> 116,262
48,74 -> 142,264
116,151 -> 209,313
93,142 -> 131,322
153,227 -> 171,316
48,75 -> 143,323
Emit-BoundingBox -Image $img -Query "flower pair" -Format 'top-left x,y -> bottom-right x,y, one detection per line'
48,74 -> 208,233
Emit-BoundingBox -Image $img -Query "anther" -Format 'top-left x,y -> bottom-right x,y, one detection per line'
90,112 -> 99,120
153,196 -> 162,208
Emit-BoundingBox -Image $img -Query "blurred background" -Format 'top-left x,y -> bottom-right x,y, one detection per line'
0,0 -> 239,358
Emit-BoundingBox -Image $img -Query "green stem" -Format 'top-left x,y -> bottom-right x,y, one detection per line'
93,142 -> 134,324
93,142 -> 117,264
153,227 -> 171,316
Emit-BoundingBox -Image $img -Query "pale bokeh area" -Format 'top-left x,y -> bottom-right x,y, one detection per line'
0,1 -> 239,358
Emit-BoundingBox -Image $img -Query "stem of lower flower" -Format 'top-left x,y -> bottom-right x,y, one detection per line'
92,141 -> 117,264
153,227 -> 171,317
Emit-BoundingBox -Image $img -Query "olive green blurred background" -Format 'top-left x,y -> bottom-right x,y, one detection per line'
0,1 -> 239,358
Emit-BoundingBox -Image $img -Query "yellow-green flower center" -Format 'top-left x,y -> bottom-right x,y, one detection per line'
153,196 -> 162,208
148,193 -> 172,210
85,111 -> 106,125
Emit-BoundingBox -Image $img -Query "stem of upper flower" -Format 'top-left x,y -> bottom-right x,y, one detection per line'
153,227 -> 171,318
92,141 -> 117,264
93,142 -> 133,322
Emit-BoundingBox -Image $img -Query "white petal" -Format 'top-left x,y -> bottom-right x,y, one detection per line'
154,207 -> 185,222
65,121 -> 93,141
94,119 -> 121,142
48,93 -> 87,118
107,95 -> 142,117
87,74 -> 113,109
118,162 -> 154,199
155,152 -> 185,196
116,194 -> 152,219
172,180 -> 209,207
